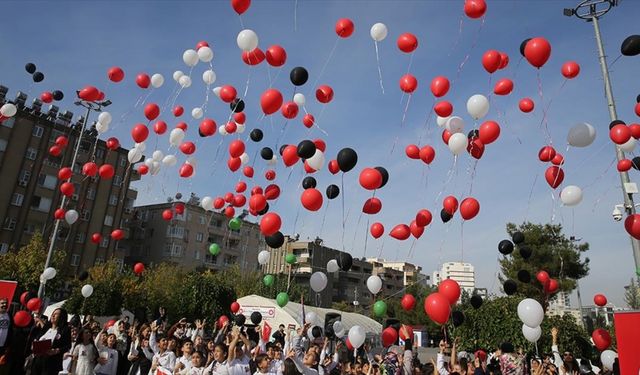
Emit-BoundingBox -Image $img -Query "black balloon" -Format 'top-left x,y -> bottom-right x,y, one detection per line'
266,231 -> 285,248
32,72 -> 44,83
257,202 -> 270,216
78,271 -> 89,281
503,279 -> 518,295
230,98 -> 245,113
326,184 -> 340,199
470,295 -> 483,309
250,129 -> 264,142
25,63 -> 36,74
175,193 -> 182,200
311,326 -> 322,338
235,314 -> 246,326
261,147 -> 274,160
517,269 -> 531,283
53,90 -> 64,101
302,176 -> 317,189
375,167 -> 389,188
520,38 -> 531,57
198,129 -> 206,137
621,35 -> 640,56
451,311 -> 465,327
279,144 -> 287,156
637,94 -> 640,103
337,252 -> 353,271
519,245 -> 533,259
632,157 -> 640,171
337,148 -> 358,172
468,129 -> 479,139
512,231 -> 525,245
290,67 -> 309,86
250,311 -> 262,325
498,239 -> 514,255
440,209 -> 453,223
609,120 -> 626,129
297,140 -> 316,159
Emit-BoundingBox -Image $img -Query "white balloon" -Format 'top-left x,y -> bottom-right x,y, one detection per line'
186,156 -> 197,167
152,150 -> 164,162
448,133 -> 468,155
293,93 -> 306,107
183,49 -> 199,67
466,94 -> 490,120
237,29 -> 259,51
198,46 -> 214,62
135,142 -> 146,152
95,121 -> 109,134
517,298 -> 544,328
236,124 -> 246,134
348,326 -> 366,348
81,284 -> 94,298
307,150 -> 325,171
213,86 -> 222,98
151,73 -> 164,88
201,196 -> 213,211
43,267 -> 57,280
151,161 -> 161,175
65,209 -> 79,225
219,125 -> 228,136
173,70 -> 184,82
239,152 -> 249,165
522,324 -> 541,343
169,128 -> 185,146
619,137 -> 636,152
162,155 -> 177,167
144,158 -> 154,168
268,156 -> 278,166
560,185 -> 583,207
202,69 -> 217,85
327,259 -> 340,273
600,350 -> 617,370
333,321 -> 345,337
445,116 -> 465,134
310,272 -> 328,292
179,75 -> 192,88
436,115 -> 451,127
370,23 -> 388,42
567,122 -> 596,148
258,250 -> 271,265
0,103 -> 17,117
128,148 -> 143,163
366,275 -> 383,295
192,107 -> 204,119
305,311 -> 319,325
98,111 -> 112,125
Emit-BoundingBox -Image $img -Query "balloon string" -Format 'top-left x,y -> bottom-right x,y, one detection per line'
341,173 -> 346,249
418,98 -> 436,145
590,183 -> 616,213
523,173 -> 539,223
434,156 -> 457,207
467,159 -> 479,196
536,70 -> 553,145
583,156 -> 617,191
389,135 -> 400,156
243,66 -> 253,98
550,190 -> 558,223
447,15 -> 464,57
350,210 -> 364,252
318,201 -> 330,237
399,94 -> 412,128
309,36 -> 341,96
609,54 -> 622,69
362,217 -> 371,259
238,15 -> 245,29
376,237 -> 386,260
374,41 -> 385,94
460,220 -> 465,262
208,137 -> 226,176
406,238 -> 417,262
454,15 -> 485,81
294,0 -> 298,32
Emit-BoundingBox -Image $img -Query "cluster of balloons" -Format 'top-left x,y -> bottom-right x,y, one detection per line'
48,134 -> 69,157
518,298 -> 544,343
25,62 -> 45,83
424,279 -> 461,325
438,195 -> 480,224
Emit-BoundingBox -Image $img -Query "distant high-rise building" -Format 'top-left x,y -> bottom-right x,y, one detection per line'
365,258 -> 429,286
432,262 -> 475,294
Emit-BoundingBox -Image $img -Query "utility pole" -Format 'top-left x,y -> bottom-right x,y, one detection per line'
565,0 -> 640,274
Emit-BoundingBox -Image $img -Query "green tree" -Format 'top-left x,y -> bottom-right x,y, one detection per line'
64,259 -> 128,316
624,277 -> 640,309
0,233 -> 66,295
500,223 -> 589,309
171,271 -> 236,320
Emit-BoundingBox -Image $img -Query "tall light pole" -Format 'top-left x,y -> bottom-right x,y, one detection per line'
38,99 -> 111,299
564,0 -> 640,274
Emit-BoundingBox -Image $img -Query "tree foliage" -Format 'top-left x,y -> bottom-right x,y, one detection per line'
64,259 -> 126,316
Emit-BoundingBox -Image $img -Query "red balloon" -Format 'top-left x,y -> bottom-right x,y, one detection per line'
303,114 -> 315,128
546,279 -> 559,294
592,329 -> 611,351
313,139 -> 326,152
97,91 -> 105,101
381,327 -> 398,348
561,61 -> 580,79
58,167 -> 72,180
493,78 -> 514,96
264,184 -> 281,200
438,279 -> 461,305
545,166 -> 564,189
20,292 -> 31,306
266,45 -> 287,67
467,138 -> 485,160
175,121 -> 188,132
179,141 -> 196,155
434,101 -> 453,117
224,206 -> 235,218
430,76 -> 450,97
199,118 -> 216,136
282,145 -> 300,167
230,301 -> 241,314
26,297 -> 42,312
281,101 -> 299,119
265,170 -> 276,181
498,52 -> 510,69
243,166 -> 254,178
260,212 -> 282,235
370,222 -> 384,239
301,188 -> 323,211
162,209 -> 174,221
443,196 -> 458,215
229,140 -> 246,158
82,162 -> 98,177
424,292 -> 451,325
111,229 -> 124,240
224,121 -> 237,134
551,153 -> 564,166
213,198 -> 225,209
464,0 -> 487,19
179,163 -> 194,178
108,66 -> 125,82
594,294 -> 607,307
618,159 -> 632,172
409,220 -> 424,239
636,102 -> 640,117
405,144 -> 420,160
54,209 -> 65,220
173,105 -> 184,117
227,157 -> 241,172
151,120 -> 166,135
536,271 -> 550,285
261,88 -> 284,114
479,120 -> 500,144
249,194 -> 267,212
610,124 -> 631,145
40,91 -> 53,103
144,103 -> 160,121
345,338 -> 353,351
538,146 -> 556,162
390,224 -> 411,240
328,160 -> 340,174
49,145 -> 62,156
91,233 -> 102,244
315,85 -> 334,104
224,193 -> 234,203
233,194 -> 247,208
335,18 -> 355,38
419,145 -> 436,164
220,85 -> 238,103
442,129 -> 452,145
236,181 -> 247,193
78,86 -> 100,101
399,74 -> 418,93
460,197 -> 480,220
519,98 -> 535,113
136,73 -> 151,89
133,262 -> 145,275
13,310 -> 32,328
242,48 -> 265,66
303,160 -> 317,174
359,168 -> 383,190
251,186 -> 263,196
232,113 -> 246,125
175,203 -> 185,215
131,124 -> 149,143
231,0 -> 250,15
362,197 -> 382,215
416,209 -> 433,227
397,33 -> 418,53
196,41 -> 209,50
629,124 -> 640,139
481,50 -> 502,74
60,182 -> 74,197
524,37 -> 552,68
106,137 -> 120,151
625,214 -> 640,240
401,294 -> 416,311
55,136 -> 68,147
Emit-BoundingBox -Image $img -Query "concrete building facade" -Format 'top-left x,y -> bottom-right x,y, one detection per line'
432,262 -> 476,294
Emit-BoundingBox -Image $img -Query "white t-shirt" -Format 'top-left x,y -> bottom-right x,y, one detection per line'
94,347 -> 119,375
178,354 -> 193,372
40,327 -> 58,342
153,350 -> 177,373
205,360 -> 228,375
227,356 -> 251,375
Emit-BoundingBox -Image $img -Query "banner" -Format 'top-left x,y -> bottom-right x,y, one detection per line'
613,311 -> 640,374
0,280 -> 18,303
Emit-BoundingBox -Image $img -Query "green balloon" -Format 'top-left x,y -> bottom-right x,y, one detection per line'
285,253 -> 297,265
276,292 -> 289,307
263,274 -> 275,287
373,300 -> 387,317
229,218 -> 242,230
209,243 -> 220,256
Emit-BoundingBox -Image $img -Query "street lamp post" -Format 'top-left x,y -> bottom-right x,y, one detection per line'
564,0 -> 640,274
37,99 -> 111,299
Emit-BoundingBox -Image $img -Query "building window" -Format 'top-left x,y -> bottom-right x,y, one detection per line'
30,196 -> 52,212
0,243 -> 9,255
100,237 -> 109,248
119,156 -> 127,167
196,232 -> 204,242
95,148 -> 105,159
23,223 -> 36,234
86,189 -> 95,200
81,209 -> 91,221
70,254 -> 80,267
1,117 -> 15,128
49,130 -> 64,143
205,254 -> 217,265
223,255 -> 238,266
32,125 -> 44,138
3,218 -> 17,230
75,232 -> 85,243
11,193 -> 24,206
164,243 -> 183,257
43,156 -> 61,168
25,147 -> 37,160
37,174 -> 57,190
113,175 -> 122,187
166,225 -> 184,238
0,139 -> 7,152
95,257 -> 104,265
199,215 -> 206,225
195,250 -> 201,260
18,170 -> 31,187
104,215 -> 113,226
109,194 -> 118,206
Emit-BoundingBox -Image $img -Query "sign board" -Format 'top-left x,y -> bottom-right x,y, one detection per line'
0,280 -> 18,303
614,311 -> 640,374
238,305 -> 277,319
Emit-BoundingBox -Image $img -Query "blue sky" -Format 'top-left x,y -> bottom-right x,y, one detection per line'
2,0 -> 640,307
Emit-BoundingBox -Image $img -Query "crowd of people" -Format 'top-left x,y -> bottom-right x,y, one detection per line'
0,300 -> 621,375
